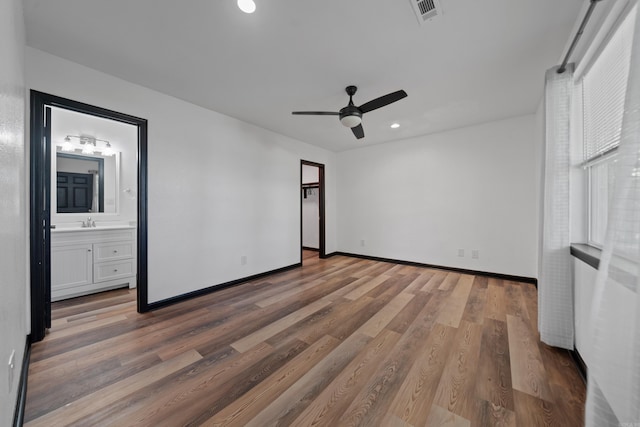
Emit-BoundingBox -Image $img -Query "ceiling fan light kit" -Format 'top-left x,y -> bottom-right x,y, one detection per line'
292,85 -> 407,140
339,114 -> 362,128
237,0 -> 256,14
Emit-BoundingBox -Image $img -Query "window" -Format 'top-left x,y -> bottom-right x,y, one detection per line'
588,157 -> 616,245
582,6 -> 636,247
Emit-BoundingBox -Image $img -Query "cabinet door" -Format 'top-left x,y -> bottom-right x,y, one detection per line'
51,243 -> 93,290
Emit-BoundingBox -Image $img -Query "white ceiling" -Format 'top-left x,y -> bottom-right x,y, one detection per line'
23,0 -> 583,152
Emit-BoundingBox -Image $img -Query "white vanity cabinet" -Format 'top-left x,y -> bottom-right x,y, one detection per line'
51,227 -> 136,301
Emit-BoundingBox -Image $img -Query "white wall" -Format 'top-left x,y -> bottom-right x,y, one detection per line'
337,115 -> 539,278
0,0 -> 28,423
574,259 -> 597,366
302,164 -> 319,184
26,47 -> 336,303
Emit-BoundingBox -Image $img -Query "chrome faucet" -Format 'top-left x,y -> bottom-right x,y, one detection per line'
83,217 -> 94,228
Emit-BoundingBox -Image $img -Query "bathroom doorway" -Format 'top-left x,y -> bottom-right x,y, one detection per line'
29,91 -> 148,342
300,160 -> 325,264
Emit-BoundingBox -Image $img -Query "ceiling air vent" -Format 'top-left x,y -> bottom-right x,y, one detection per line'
410,0 -> 443,25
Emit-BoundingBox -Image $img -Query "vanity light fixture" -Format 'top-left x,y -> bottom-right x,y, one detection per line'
62,135 -> 115,156
237,0 -> 256,13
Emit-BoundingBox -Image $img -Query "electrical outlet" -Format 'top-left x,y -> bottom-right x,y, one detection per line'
472,250 -> 479,259
8,349 -> 15,393
240,255 -> 247,265
457,249 -> 465,257
360,239 -> 365,247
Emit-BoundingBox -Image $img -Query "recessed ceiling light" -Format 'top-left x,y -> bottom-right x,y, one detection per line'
237,0 -> 256,13
390,123 -> 400,129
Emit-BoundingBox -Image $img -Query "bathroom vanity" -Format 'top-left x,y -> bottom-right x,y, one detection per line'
51,226 -> 136,301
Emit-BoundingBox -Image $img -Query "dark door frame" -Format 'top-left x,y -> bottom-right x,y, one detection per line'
29,90 -> 149,343
300,160 -> 326,259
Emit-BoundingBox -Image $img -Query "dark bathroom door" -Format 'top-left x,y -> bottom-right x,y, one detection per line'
56,172 -> 94,213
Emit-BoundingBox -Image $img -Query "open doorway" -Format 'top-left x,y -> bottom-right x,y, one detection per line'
29,91 -> 148,342
301,160 -> 325,265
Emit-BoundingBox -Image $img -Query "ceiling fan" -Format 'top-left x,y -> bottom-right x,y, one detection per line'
292,86 -> 408,139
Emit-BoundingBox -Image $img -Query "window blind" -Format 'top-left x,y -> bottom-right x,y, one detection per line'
583,8 -> 636,162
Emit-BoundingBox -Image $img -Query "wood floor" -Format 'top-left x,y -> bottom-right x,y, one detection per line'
25,252 -> 585,426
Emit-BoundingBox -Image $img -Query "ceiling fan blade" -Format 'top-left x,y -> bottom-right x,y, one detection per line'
358,90 -> 407,114
291,111 -> 339,115
351,124 -> 364,139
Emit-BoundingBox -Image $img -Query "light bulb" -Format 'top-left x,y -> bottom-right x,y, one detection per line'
82,144 -> 94,155
390,123 -> 400,129
61,139 -> 74,152
103,143 -> 115,156
237,0 -> 256,13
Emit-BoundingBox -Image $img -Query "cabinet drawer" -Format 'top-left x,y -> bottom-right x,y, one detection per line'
94,260 -> 135,283
94,241 -> 134,262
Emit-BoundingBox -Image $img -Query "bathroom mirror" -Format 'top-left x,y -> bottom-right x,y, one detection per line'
54,150 -> 120,214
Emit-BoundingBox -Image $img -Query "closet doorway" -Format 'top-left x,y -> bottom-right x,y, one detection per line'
301,160 -> 325,264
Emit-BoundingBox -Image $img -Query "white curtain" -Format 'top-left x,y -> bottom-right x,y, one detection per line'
586,5 -> 640,426
539,63 -> 575,350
